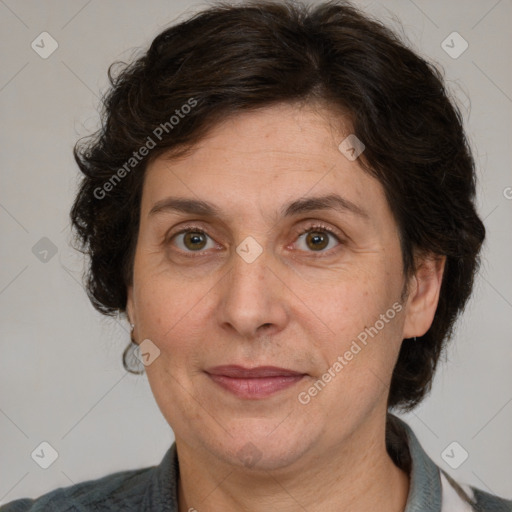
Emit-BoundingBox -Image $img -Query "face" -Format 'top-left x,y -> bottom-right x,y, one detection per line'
127,103 -> 440,472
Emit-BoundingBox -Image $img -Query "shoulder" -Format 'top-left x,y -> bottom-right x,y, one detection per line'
470,486 -> 512,512
388,413 -> 512,512
0,465 -> 155,511
441,470 -> 512,512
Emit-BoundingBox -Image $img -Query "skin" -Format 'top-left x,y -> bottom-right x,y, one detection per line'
126,102 -> 445,511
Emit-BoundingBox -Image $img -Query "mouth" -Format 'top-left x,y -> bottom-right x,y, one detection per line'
206,365 -> 306,379
204,365 -> 307,400
206,365 -> 307,400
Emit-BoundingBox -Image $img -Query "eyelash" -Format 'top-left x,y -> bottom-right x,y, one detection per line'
166,222 -> 344,258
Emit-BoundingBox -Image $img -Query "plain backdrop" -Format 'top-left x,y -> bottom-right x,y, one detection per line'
1,0 -> 511,504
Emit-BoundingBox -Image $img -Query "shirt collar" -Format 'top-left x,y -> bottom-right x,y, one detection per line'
391,414 -> 443,512
144,414 -> 442,511
141,442 -> 179,511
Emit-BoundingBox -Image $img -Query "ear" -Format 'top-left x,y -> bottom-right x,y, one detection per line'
402,253 -> 446,339
126,285 -> 135,326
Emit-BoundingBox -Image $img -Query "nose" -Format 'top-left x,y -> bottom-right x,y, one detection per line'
217,244 -> 289,340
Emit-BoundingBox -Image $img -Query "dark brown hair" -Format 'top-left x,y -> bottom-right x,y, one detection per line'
70,0 -> 485,412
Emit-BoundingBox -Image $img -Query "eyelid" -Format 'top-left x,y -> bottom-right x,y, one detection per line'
292,220 -> 344,240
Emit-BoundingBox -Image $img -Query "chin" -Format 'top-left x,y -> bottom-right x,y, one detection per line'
207,425 -> 313,472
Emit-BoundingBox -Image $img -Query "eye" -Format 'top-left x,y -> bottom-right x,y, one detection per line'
293,224 -> 343,254
169,227 -> 217,253
167,223 -> 344,257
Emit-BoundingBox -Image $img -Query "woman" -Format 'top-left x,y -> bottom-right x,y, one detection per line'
3,0 -> 510,510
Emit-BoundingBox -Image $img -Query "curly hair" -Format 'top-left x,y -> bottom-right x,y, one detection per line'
70,0 -> 485,412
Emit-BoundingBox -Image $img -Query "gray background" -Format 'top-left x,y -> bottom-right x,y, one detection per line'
1,0 -> 511,504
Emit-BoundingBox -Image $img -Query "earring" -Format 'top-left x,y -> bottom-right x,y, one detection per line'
130,323 -> 138,346
123,322 -> 145,375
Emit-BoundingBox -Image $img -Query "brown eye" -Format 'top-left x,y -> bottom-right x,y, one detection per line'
170,229 -> 215,253
304,231 -> 330,251
183,231 -> 208,251
294,225 -> 342,254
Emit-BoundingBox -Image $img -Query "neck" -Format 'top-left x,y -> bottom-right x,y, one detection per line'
176,415 -> 410,511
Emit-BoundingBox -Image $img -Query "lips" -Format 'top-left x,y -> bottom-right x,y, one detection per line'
205,365 -> 307,399
205,365 -> 305,378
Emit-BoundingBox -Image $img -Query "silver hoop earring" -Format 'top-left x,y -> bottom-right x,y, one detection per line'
122,323 -> 145,375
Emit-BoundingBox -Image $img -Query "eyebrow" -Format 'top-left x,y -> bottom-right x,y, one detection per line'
149,193 -> 369,220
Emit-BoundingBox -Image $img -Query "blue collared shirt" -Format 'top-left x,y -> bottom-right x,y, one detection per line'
2,414 -> 511,511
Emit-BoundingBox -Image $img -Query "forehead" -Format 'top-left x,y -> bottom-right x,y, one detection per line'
141,103 -> 388,224
168,103 -> 352,172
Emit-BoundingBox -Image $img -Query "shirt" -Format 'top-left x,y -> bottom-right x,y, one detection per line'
2,414 -> 511,511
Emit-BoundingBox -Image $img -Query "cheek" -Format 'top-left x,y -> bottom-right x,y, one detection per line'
132,282 -> 188,379
310,267 -> 401,340
297,300 -> 404,425
302,266 -> 405,402
135,276 -> 207,429
133,269 -> 226,382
